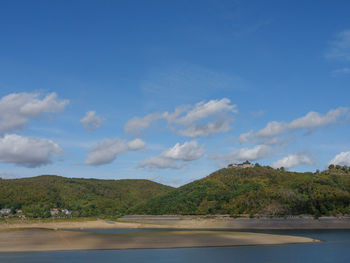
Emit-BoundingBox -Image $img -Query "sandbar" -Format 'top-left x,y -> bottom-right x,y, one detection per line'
0,228 -> 319,252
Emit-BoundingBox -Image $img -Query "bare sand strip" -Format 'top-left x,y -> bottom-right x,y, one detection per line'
1,215 -> 350,231
120,215 -> 350,229
0,219 -> 148,231
0,229 -> 319,252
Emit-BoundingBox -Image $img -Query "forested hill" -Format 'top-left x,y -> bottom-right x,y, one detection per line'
2,166 -> 350,218
0,175 -> 173,217
130,165 -> 350,217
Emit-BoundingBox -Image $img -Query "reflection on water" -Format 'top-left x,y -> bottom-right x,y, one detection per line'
1,230 -> 349,263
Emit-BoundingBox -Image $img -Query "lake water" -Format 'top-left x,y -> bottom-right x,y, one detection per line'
0,229 -> 349,263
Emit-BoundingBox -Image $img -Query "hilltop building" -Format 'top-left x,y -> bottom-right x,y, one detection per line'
228,160 -> 254,169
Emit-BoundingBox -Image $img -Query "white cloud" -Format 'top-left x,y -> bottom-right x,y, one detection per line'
287,107 -> 348,130
238,130 -> 254,143
239,107 -> 349,144
139,141 -> 205,169
326,30 -> 350,61
172,98 -> 237,125
0,134 -> 63,168
272,153 -> 314,169
80,111 -> 104,131
211,145 -> 270,163
177,120 -> 231,138
127,138 -> 147,150
329,151 -> 350,166
124,112 -> 165,135
256,121 -> 286,138
125,98 -> 237,137
84,138 -> 146,166
138,156 -> 179,169
162,141 -> 205,161
0,92 -> 69,135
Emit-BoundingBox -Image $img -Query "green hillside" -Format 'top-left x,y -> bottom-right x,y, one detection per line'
130,165 -> 350,217
0,175 -> 173,218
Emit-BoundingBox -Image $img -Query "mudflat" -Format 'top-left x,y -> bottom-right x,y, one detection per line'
0,228 -> 319,252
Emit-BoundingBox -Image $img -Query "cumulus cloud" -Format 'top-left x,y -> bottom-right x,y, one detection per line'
177,120 -> 231,138
125,98 -> 237,137
272,153 -> 314,169
0,92 -> 69,135
171,98 -> 237,125
0,134 -> 63,168
329,151 -> 350,166
124,112 -> 165,135
239,107 -> 349,144
80,111 -> 104,131
238,130 -> 254,143
210,145 -> 270,163
256,121 -> 286,138
287,108 -> 348,130
139,141 -> 205,169
84,138 -> 146,166
326,30 -> 350,61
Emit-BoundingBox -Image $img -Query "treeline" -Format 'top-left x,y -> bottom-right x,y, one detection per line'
0,175 -> 172,218
2,166 -> 350,218
130,165 -> 350,217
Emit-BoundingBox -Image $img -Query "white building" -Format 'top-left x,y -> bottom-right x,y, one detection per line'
0,208 -> 11,215
228,160 -> 254,169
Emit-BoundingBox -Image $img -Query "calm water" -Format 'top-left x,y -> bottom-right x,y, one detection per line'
1,229 -> 349,263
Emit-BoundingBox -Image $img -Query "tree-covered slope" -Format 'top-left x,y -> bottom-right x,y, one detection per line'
130,166 -> 350,217
0,175 -> 173,217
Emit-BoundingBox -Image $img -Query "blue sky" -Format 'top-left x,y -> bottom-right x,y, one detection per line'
0,0 -> 350,186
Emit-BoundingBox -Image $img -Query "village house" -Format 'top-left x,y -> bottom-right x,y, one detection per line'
50,208 -> 72,217
50,208 -> 59,217
15,209 -> 26,218
15,209 -> 23,214
0,208 -> 11,216
61,209 -> 72,216
228,160 -> 254,169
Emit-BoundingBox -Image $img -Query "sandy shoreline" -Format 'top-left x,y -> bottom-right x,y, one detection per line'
0,228 -> 319,252
0,219 -> 149,231
1,215 -> 350,231
120,215 -> 350,229
0,217 -> 328,252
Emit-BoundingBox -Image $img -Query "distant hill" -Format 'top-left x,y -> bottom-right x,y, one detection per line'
130,165 -> 350,217
0,175 -> 173,218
